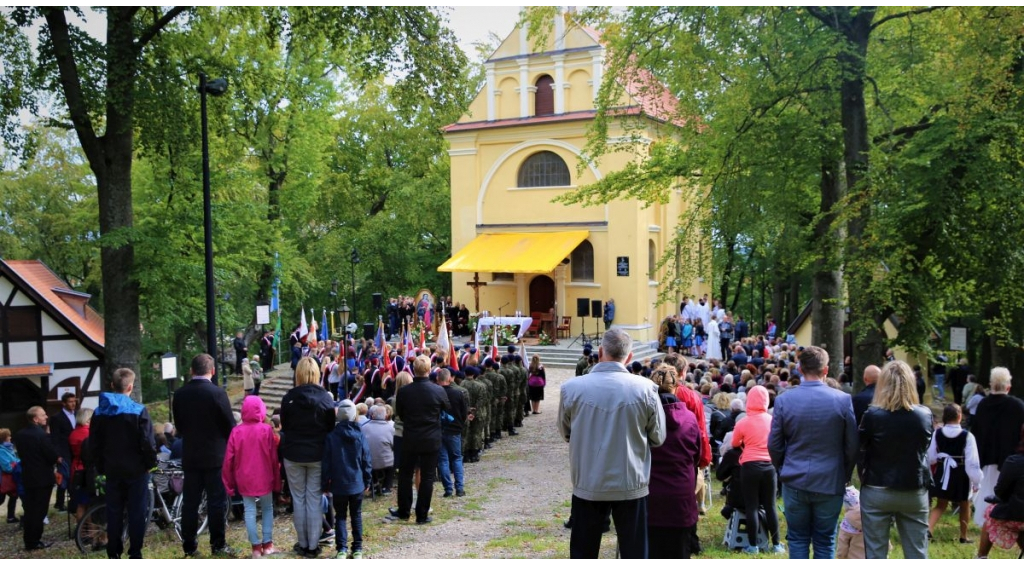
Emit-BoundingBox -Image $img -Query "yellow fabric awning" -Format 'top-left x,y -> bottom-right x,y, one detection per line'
438,231 -> 589,274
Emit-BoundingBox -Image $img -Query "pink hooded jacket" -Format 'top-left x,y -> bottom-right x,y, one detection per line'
732,385 -> 773,465
222,395 -> 281,497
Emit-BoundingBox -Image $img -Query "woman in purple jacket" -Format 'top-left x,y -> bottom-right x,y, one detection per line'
648,365 -> 702,558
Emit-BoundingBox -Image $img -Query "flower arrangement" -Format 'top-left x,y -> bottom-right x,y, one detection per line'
478,324 -> 520,346
410,322 -> 435,344
537,330 -> 554,346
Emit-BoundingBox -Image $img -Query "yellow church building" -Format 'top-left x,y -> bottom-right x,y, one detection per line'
439,14 -> 709,342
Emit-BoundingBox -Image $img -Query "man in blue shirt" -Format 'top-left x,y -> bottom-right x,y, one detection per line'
768,346 -> 858,559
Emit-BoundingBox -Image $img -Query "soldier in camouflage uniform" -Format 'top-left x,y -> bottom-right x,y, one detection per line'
461,366 -> 489,463
499,355 -> 519,437
575,345 -> 593,376
514,354 -> 529,425
481,358 -> 507,441
476,365 -> 494,450
451,370 -> 471,445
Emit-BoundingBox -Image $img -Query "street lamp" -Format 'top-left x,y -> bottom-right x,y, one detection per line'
200,72 -> 228,386
350,248 -> 360,325
339,299 -> 351,398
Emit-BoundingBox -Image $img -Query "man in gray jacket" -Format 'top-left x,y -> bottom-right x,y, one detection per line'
558,329 -> 667,559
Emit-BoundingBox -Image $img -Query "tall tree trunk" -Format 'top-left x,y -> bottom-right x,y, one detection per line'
811,159 -> 846,382
832,8 -> 887,391
719,238 -> 737,307
787,275 -> 801,328
771,274 -> 785,329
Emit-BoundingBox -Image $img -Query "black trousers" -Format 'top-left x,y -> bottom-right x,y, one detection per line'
741,460 -> 781,546
21,485 -> 52,549
332,493 -> 364,552
397,447 -> 438,522
569,495 -> 648,559
649,524 -> 695,558
106,473 -> 150,558
181,467 -> 228,554
0,491 -> 17,519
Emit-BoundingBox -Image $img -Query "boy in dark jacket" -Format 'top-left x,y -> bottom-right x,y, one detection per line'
90,368 -> 157,559
323,400 -> 372,559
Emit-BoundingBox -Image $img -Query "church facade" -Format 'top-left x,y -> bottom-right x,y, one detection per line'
440,15 -> 708,342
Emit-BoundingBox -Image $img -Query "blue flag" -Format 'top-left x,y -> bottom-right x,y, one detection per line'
374,322 -> 384,350
320,309 -> 328,342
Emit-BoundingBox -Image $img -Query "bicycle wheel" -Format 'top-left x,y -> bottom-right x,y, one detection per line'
172,491 -> 209,541
75,503 -> 127,554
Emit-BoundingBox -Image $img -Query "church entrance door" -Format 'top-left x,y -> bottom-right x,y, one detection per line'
529,275 -> 555,314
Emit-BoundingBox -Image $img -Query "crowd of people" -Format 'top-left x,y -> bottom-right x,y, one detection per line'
560,322 -> 1024,559
0,324 -> 550,559
5,300 -> 1024,559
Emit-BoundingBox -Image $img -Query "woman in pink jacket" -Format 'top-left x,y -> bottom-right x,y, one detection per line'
731,385 -> 784,554
222,395 -> 281,558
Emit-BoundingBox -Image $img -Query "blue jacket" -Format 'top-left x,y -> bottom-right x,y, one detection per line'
603,302 -> 615,323
0,442 -> 18,473
322,421 -> 372,497
91,392 -> 157,479
768,380 -> 858,496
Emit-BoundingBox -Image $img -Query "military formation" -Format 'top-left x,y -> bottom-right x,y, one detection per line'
451,345 -> 530,464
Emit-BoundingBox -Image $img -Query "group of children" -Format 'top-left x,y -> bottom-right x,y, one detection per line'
222,395 -> 374,559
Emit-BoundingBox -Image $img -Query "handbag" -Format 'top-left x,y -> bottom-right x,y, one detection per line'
0,473 -> 15,495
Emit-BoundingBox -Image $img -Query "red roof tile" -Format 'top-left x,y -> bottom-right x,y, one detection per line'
2,259 -> 104,350
0,364 -> 53,379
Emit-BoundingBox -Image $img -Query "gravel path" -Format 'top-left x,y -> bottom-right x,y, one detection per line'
372,366 -> 578,558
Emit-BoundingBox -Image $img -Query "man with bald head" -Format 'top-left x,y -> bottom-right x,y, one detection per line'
852,365 -> 881,425
14,406 -> 59,550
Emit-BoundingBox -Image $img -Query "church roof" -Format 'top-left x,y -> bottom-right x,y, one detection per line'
1,259 -> 105,353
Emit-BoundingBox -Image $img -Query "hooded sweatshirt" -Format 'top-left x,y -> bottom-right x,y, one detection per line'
732,385 -> 772,465
222,395 -> 280,497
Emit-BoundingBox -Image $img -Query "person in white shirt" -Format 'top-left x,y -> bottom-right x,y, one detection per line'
706,317 -> 722,361
927,404 -> 982,543
696,297 -> 711,329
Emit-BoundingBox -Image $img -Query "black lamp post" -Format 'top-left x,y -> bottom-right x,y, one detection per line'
200,72 -> 228,385
350,248 -> 360,325
339,299 -> 351,397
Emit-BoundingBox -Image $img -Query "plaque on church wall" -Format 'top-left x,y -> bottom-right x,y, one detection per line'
617,256 -> 629,277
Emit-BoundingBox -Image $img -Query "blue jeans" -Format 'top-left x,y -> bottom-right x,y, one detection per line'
437,433 -> 464,494
781,485 -> 843,559
242,495 -> 274,546
934,373 -> 946,400
106,473 -> 150,559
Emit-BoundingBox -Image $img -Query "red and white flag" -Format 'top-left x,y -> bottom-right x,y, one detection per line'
299,307 -> 309,344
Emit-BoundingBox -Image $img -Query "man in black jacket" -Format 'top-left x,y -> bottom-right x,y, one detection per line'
49,391 -> 77,511
436,369 -> 468,498
13,406 -> 59,550
173,354 -> 236,556
91,368 -> 157,559
387,355 -> 450,524
232,331 -> 248,375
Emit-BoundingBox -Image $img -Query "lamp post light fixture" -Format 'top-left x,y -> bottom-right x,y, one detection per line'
350,248 -> 360,326
200,72 -> 229,386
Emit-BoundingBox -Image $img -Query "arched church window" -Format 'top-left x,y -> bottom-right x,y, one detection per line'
570,240 -> 594,282
517,151 -> 571,188
535,75 -> 554,116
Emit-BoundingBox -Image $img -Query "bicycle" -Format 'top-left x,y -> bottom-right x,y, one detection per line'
75,460 -> 210,553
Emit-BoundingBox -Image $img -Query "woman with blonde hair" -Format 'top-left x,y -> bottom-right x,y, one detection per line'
859,360 -> 933,558
279,357 -> 336,557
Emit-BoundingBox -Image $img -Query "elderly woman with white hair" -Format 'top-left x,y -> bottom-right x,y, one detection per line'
361,405 -> 395,494
972,367 -> 1024,527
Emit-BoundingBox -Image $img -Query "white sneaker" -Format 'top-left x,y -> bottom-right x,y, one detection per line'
43,516 -> 49,525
